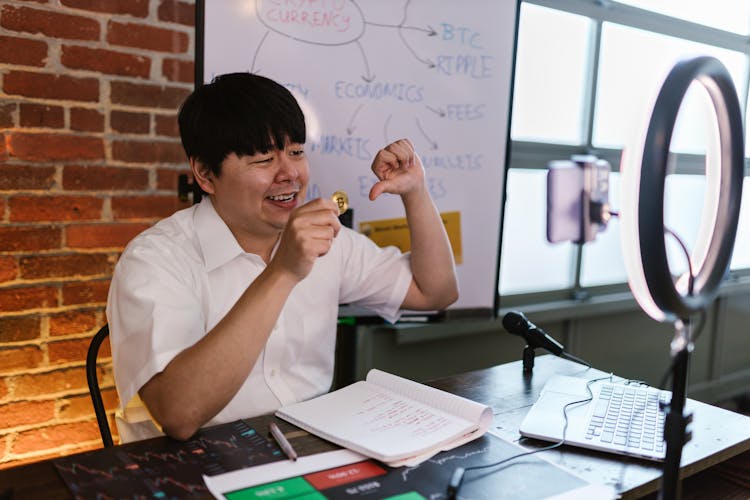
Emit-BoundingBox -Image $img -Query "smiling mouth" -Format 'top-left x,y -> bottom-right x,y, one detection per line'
266,192 -> 297,203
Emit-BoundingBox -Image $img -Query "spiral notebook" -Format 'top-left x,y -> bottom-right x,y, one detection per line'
276,369 -> 493,467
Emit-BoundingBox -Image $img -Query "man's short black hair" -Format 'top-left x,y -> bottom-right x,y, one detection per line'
178,72 -> 306,175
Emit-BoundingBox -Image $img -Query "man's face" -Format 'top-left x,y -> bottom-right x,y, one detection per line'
206,141 -> 310,245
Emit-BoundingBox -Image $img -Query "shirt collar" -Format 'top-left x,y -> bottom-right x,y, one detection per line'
194,197 -> 245,272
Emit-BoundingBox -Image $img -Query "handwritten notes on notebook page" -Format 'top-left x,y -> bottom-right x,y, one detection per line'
276,369 -> 493,467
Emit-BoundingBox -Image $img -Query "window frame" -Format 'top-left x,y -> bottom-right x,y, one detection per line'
500,0 -> 750,308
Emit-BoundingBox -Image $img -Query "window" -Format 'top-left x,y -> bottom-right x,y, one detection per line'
617,0 -> 750,35
499,0 -> 750,301
594,24 -> 747,151
499,169 -> 576,295
511,4 -> 592,145
731,178 -> 750,270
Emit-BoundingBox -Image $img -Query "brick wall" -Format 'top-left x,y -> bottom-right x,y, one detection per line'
0,0 -> 194,468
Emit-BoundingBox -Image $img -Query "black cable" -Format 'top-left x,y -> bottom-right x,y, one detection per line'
608,211 -> 695,297
664,227 -> 695,295
651,224 -> 704,390
690,309 -> 708,343
657,311 -> 706,391
561,351 -> 591,369
447,374 -> 613,499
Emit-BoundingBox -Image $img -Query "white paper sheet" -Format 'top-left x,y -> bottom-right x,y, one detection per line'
202,449 -> 366,499
546,484 -> 619,499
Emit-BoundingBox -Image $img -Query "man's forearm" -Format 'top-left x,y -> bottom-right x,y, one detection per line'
401,187 -> 459,310
139,266 -> 298,440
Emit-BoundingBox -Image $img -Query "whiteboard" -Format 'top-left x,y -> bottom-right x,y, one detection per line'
200,0 -> 518,313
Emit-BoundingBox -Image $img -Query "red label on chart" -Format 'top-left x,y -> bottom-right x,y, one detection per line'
303,460 -> 386,490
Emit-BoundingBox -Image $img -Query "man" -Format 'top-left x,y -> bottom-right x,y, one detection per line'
107,72 -> 458,441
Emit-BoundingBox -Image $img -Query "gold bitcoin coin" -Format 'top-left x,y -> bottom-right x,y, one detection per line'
331,190 -> 349,216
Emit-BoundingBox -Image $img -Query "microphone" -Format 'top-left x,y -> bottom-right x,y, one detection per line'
502,311 -> 564,355
502,311 -> 589,367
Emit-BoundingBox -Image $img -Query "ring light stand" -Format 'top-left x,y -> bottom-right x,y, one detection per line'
620,56 -> 744,500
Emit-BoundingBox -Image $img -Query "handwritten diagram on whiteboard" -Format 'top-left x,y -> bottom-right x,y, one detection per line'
203,0 -> 518,313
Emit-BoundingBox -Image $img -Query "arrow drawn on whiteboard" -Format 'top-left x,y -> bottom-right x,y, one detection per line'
384,114 -> 392,145
355,41 -> 376,82
365,21 -> 437,37
251,30 -> 270,74
398,0 -> 435,69
416,118 -> 438,150
398,29 -> 435,68
347,104 -> 364,135
426,105 -> 446,118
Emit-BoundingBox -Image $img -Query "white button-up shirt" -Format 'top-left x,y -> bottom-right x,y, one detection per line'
107,197 -> 411,427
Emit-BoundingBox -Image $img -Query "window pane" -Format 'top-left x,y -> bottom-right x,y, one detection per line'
511,4 -> 591,144
499,169 -> 575,294
580,173 -> 626,286
594,23 -> 747,152
731,177 -> 750,270
581,172 -> 710,287
663,174 -> 709,277
617,0 -> 750,35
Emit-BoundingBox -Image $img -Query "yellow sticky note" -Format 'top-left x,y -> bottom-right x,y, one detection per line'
359,211 -> 463,264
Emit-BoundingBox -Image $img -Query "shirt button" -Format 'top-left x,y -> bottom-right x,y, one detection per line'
270,369 -> 276,377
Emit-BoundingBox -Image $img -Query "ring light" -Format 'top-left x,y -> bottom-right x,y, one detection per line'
621,56 -> 744,323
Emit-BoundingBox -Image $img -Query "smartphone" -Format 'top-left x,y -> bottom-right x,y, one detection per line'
546,155 -> 610,244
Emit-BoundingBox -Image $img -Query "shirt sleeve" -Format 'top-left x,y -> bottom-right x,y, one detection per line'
106,234 -> 206,412
336,228 -> 412,323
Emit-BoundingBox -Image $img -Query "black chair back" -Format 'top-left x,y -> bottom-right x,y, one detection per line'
86,324 -> 114,447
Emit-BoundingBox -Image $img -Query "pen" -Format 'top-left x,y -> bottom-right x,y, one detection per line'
269,422 -> 298,461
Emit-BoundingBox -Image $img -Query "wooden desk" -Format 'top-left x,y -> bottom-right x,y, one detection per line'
428,355 -> 750,499
2,355 -> 749,499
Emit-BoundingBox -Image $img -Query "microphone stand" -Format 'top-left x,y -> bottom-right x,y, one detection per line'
660,319 -> 693,500
520,342 -> 589,374
522,345 -> 536,373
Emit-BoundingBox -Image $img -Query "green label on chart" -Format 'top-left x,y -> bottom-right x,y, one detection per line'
225,476 -> 316,500
383,492 -> 426,500
292,492 -> 327,500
